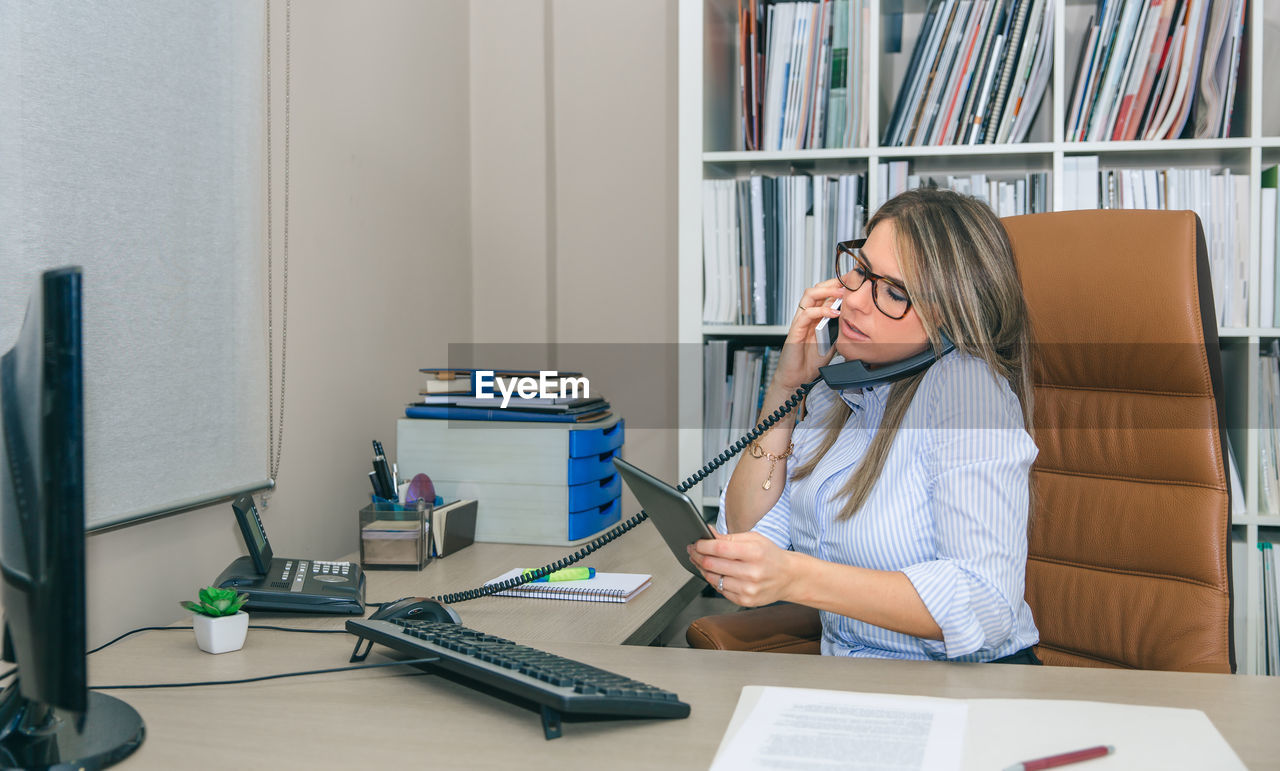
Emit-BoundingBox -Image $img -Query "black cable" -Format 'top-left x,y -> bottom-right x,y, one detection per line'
87,625 -> 179,655
85,623 -> 348,657
92,656 -> 439,691
431,380 -> 815,605
248,624 -> 349,636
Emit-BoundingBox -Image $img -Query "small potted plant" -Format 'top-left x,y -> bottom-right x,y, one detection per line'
182,586 -> 250,654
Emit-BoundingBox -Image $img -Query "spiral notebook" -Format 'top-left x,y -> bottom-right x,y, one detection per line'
485,568 -> 652,603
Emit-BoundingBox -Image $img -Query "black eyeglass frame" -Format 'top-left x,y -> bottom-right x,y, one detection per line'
834,238 -> 913,320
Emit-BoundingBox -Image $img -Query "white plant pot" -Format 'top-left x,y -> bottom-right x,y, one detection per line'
192,611 -> 249,654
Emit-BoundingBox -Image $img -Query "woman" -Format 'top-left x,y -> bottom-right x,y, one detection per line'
688,187 -> 1040,663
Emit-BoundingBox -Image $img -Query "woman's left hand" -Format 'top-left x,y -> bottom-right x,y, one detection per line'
687,532 -> 802,607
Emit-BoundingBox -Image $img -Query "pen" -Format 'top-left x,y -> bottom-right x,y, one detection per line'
372,440 -> 396,501
521,567 -> 596,582
1003,745 -> 1114,771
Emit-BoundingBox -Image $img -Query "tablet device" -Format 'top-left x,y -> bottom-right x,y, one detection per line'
613,457 -> 714,577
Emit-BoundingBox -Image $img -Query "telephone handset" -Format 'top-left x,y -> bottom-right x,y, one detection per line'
815,297 -> 956,390
820,332 -> 956,390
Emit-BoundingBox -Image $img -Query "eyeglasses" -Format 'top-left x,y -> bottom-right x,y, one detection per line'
834,239 -> 913,320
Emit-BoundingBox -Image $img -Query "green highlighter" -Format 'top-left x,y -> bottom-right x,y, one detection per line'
521,567 -> 596,583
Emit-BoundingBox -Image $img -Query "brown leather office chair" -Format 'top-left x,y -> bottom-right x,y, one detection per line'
686,210 -> 1235,673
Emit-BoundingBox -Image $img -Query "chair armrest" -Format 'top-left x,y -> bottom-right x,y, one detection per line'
685,603 -> 822,654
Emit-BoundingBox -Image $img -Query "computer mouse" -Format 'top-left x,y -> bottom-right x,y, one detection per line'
368,596 -> 461,624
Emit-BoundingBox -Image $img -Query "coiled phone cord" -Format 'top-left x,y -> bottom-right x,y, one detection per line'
431,378 -> 815,605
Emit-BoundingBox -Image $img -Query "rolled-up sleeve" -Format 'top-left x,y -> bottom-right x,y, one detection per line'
900,358 -> 1038,659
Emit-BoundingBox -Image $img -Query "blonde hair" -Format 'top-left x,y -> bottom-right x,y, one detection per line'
790,188 -> 1034,520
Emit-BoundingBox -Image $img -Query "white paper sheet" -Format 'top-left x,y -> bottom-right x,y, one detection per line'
713,687 -> 1246,771
965,699 -> 1246,771
711,686 -> 967,771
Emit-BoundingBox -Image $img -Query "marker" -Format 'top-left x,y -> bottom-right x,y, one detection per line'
1003,745 -> 1114,771
521,567 -> 596,583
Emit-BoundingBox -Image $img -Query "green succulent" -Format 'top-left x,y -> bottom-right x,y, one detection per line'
181,586 -> 249,618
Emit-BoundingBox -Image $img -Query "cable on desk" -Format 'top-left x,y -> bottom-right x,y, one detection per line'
85,623 -> 349,658
92,655 -> 440,690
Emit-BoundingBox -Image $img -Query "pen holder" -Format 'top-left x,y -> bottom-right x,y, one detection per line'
358,500 -> 432,570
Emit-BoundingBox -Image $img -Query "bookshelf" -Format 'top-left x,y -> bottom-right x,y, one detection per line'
677,0 -> 1280,674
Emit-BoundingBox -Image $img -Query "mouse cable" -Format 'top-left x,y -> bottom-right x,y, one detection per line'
429,380 -> 815,606
92,656 -> 439,691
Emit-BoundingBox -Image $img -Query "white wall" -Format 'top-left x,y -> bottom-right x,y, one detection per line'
470,0 -> 680,480
82,0 -> 678,646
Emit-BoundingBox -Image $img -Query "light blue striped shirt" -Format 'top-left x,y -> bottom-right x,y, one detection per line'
716,351 -> 1039,661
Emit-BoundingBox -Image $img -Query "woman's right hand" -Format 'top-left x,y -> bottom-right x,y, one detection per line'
772,278 -> 844,391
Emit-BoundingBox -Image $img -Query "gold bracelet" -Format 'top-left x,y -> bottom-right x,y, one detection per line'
749,440 -> 794,490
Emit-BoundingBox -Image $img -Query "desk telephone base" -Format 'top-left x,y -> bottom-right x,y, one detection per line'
216,556 -> 365,614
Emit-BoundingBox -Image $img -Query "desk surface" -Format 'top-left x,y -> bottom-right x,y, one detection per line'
279,519 -> 703,645
372,518 -> 704,644
94,630 -> 1280,769
99,524 -> 1280,768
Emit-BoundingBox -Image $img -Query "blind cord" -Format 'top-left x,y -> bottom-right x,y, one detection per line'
264,0 -> 291,495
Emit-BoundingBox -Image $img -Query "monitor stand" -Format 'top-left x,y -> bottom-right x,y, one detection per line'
0,685 -> 144,770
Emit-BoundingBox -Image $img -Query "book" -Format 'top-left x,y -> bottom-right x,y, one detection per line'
418,369 -> 586,396
405,404 -> 612,423
884,0 -> 947,145
1065,13 -> 1097,141
485,568 -> 652,603
982,0 -> 1032,142
1261,542 -> 1279,675
413,395 -> 607,410
431,499 -> 477,557
1267,165 -> 1280,327
421,379 -> 472,395
1121,0 -> 1176,141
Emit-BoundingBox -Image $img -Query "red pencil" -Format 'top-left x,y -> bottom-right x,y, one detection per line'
1004,744 -> 1115,771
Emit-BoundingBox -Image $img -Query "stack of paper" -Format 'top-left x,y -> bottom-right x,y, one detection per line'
711,686 -> 1245,770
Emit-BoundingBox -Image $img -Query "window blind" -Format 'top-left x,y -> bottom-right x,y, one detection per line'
0,1 -> 269,529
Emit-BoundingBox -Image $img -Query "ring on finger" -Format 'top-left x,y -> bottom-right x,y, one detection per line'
797,303 -> 807,312
717,575 -> 725,592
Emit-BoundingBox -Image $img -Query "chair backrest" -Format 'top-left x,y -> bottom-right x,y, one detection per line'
1004,210 -> 1233,673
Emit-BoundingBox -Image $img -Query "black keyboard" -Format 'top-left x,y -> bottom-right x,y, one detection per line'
346,618 -> 690,739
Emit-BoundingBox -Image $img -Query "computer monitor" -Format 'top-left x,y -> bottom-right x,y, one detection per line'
0,267 -> 144,768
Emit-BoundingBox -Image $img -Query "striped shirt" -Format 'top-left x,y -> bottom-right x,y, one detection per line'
716,351 -> 1039,661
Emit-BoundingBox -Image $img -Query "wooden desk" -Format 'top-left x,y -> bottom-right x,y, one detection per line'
272,519 -> 703,645
92,628 -> 1280,769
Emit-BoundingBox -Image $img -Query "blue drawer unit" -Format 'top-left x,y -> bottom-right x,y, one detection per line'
567,473 -> 621,512
566,446 -> 622,485
567,498 -> 622,541
397,415 -> 628,546
568,419 -> 624,457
